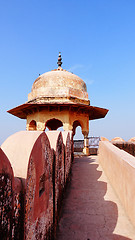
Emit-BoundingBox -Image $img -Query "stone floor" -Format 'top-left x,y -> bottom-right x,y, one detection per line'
57,156 -> 135,240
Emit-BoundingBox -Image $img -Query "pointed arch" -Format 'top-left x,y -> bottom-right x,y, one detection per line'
45,118 -> 63,130
72,120 -> 82,136
29,120 -> 37,131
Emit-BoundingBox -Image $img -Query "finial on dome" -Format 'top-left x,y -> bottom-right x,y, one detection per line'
57,52 -> 62,67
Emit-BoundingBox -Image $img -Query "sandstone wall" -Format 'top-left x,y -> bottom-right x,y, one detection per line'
0,147 -> 24,240
46,131 -> 65,232
98,141 -> 135,227
112,141 -> 135,157
62,131 -> 72,183
0,130 -> 73,239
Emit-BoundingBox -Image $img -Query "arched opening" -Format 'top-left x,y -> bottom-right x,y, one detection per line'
73,126 -> 84,140
29,120 -> 37,131
45,118 -> 63,130
57,126 -> 64,131
73,120 -> 82,137
73,121 -> 84,153
45,127 -> 49,132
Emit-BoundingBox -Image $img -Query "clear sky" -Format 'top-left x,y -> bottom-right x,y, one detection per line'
0,0 -> 135,144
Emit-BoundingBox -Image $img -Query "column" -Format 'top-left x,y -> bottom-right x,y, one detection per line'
82,131 -> 89,155
63,122 -> 72,131
36,122 -> 45,131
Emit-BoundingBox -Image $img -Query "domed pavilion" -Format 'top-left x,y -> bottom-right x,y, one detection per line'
8,53 -> 108,154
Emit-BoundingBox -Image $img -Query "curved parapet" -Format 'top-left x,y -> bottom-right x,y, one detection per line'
1,131 -> 43,179
111,137 -> 126,151
25,132 -> 53,240
62,131 -> 73,183
0,147 -> 14,239
128,137 -> 135,143
13,177 -> 24,240
111,137 -> 125,142
100,137 -> 109,141
1,131 -> 54,239
46,131 -> 64,225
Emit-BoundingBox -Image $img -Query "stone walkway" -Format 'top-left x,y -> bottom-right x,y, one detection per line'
57,156 -> 135,240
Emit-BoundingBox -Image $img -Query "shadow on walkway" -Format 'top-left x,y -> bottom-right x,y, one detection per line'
57,156 -> 133,240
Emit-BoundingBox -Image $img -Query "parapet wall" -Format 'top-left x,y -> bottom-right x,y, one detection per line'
0,131 -> 73,239
98,141 -> 135,228
112,141 -> 135,157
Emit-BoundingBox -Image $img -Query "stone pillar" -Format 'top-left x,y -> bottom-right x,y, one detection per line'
36,122 -> 45,131
63,122 -> 72,131
82,131 -> 89,155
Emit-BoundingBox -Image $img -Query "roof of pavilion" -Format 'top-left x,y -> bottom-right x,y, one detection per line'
7,102 -> 109,120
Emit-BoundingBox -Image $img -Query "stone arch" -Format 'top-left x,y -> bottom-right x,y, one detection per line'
28,120 -> 37,131
45,118 -> 63,130
72,120 -> 83,136
72,119 -> 89,155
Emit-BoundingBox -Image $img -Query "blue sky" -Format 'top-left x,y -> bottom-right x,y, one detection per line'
0,0 -> 135,144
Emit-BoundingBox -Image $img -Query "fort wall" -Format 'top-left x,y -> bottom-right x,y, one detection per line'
98,141 -> 135,228
0,131 -> 73,239
112,141 -> 135,157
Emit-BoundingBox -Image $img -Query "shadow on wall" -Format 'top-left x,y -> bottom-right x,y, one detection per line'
0,148 -> 24,240
0,130 -> 73,240
57,156 -> 132,240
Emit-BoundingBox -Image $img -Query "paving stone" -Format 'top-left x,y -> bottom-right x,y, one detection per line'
57,156 -> 135,240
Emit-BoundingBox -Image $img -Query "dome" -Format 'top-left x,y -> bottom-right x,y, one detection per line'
8,54 -> 108,121
28,67 -> 90,105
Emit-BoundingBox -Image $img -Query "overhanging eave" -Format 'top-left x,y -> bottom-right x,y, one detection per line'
7,103 -> 109,120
